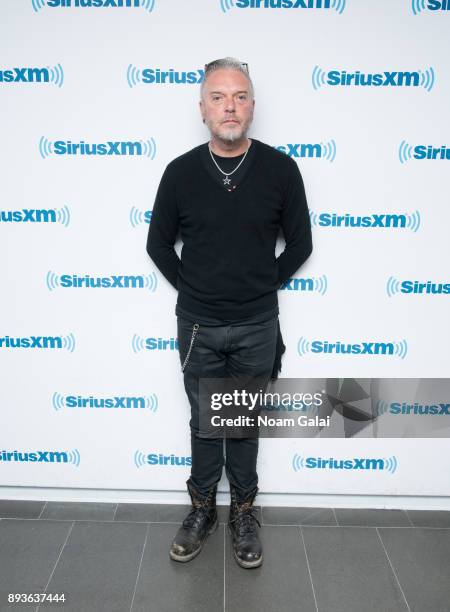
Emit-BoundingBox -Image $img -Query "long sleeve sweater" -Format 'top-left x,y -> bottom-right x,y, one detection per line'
146,138 -> 312,320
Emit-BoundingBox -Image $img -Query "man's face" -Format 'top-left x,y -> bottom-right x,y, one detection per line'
200,68 -> 255,143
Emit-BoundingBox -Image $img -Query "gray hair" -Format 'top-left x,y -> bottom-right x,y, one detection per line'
200,57 -> 254,99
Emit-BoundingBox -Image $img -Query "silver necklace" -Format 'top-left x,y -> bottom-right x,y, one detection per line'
208,139 -> 251,186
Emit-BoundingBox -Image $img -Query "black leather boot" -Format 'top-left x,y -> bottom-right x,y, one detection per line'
228,485 -> 262,569
169,478 -> 218,562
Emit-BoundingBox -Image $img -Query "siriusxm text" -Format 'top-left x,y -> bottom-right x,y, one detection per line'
317,214 -> 407,228
388,403 -> 450,415
52,141 -> 146,156
141,69 -> 204,84
56,275 -> 149,288
1,209 -> 57,223
45,0 -> 140,7
235,0 -> 331,8
399,281 -> 450,294
65,396 -> 147,408
312,341 -> 395,355
327,71 -> 421,87
0,68 -> 50,83
304,457 -> 389,470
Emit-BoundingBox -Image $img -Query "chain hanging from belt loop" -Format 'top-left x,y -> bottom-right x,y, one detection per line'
181,323 -> 200,372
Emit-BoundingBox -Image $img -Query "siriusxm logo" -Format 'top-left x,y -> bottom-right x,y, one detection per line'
292,454 -> 398,472
127,65 -> 204,88
220,0 -> 345,14
0,448 -> 80,466
275,140 -> 336,162
132,335 -> 179,353
32,0 -> 155,13
298,337 -> 408,359
399,141 -> 450,163
376,399 -> 450,416
46,271 -> 157,292
0,334 -> 75,352
130,207 -> 152,227
52,392 -> 158,411
309,210 -> 421,233
387,277 -> 450,297
39,137 -> 156,159
134,451 -> 191,468
312,66 -> 435,91
0,64 -> 64,87
0,206 -> 70,226
412,0 -> 450,14
375,399 -> 450,416
280,275 -> 328,295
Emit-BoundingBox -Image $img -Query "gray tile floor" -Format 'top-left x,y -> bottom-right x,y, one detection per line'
0,499 -> 449,612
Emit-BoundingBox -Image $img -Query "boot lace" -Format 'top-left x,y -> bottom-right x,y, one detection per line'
230,506 -> 261,537
182,504 -> 210,530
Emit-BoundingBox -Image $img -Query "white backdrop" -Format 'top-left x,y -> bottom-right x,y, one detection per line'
1,0 -> 449,505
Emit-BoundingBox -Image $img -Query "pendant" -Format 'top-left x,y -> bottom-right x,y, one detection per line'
223,176 -> 231,186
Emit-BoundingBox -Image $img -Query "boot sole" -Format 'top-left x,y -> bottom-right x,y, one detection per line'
169,518 -> 218,563
227,525 -> 263,569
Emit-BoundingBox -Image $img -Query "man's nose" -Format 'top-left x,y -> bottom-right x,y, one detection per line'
224,97 -> 236,112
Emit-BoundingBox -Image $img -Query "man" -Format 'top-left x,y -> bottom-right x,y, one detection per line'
147,57 -> 312,568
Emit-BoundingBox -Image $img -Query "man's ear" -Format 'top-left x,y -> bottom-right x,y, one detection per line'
199,100 -> 205,123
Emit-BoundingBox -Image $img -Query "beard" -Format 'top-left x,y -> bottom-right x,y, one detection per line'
207,118 -> 252,145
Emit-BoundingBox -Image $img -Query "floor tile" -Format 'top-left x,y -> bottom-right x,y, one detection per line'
0,499 -> 45,519
406,510 -> 450,528
131,523 -> 224,612
378,527 -> 450,612
38,520 -> 148,612
335,508 -> 411,527
0,519 -> 73,612
41,501 -> 116,522
225,525 -> 316,612
262,506 -> 336,526
302,526 -> 409,612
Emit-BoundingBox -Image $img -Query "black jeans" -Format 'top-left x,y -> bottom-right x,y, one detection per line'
177,313 -> 278,500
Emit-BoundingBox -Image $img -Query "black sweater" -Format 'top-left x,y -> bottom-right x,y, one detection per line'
147,138 -> 312,320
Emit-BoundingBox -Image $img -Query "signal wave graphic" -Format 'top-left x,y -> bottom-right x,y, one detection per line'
46,270 -> 60,291
141,138 -> 157,159
394,340 -> 408,360
67,449 -> 81,467
297,337 -> 311,357
386,276 -> 402,297
129,206 -> 150,227
313,275 -> 328,295
331,0 -> 346,14
419,66 -> 435,91
127,64 -> 142,88
134,450 -> 147,468
47,63 -> 64,87
39,137 -> 53,159
312,65 -> 327,90
132,335 -> 146,354
411,0 -> 426,14
406,210 -> 421,232
321,139 -> 336,162
52,392 -> 65,411
399,140 -> 414,164
141,0 -> 156,11
56,205 -> 71,227
220,0 -> 234,12
62,334 -> 76,353
31,0 -> 45,12
375,399 -> 390,416
292,454 -> 306,472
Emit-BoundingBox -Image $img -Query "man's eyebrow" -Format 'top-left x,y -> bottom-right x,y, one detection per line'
208,90 -> 249,95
